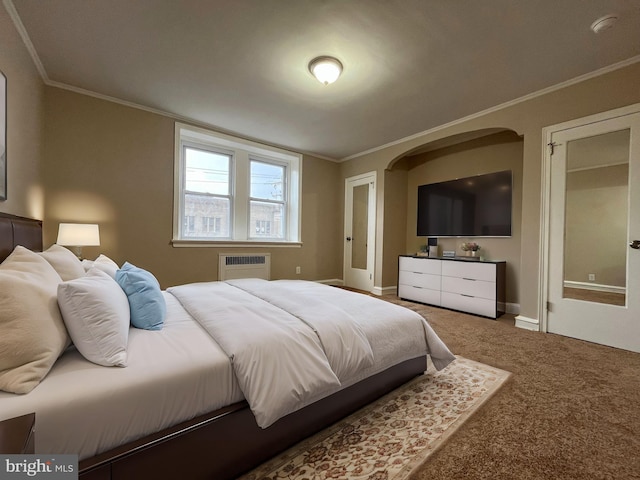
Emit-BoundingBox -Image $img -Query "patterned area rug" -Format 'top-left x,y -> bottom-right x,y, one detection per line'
241,357 -> 510,480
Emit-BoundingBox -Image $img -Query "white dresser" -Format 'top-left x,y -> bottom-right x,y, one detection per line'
398,255 -> 506,319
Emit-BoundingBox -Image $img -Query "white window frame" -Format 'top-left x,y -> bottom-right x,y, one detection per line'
182,142 -> 234,240
248,156 -> 287,241
173,123 -> 302,246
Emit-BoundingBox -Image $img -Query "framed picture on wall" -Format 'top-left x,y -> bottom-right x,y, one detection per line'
0,70 -> 5,201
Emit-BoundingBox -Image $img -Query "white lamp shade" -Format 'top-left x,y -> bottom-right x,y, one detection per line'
57,223 -> 100,247
309,56 -> 343,85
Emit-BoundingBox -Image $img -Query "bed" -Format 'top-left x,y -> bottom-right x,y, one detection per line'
0,212 -> 455,480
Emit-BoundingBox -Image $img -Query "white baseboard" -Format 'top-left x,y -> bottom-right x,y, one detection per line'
564,280 -> 626,295
515,315 -> 539,331
500,302 -> 520,315
372,285 -> 397,296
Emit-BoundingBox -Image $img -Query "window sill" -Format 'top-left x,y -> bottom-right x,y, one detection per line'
171,239 -> 302,248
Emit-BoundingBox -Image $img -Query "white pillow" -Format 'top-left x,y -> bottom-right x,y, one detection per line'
57,268 -> 130,367
81,259 -> 95,272
0,246 -> 70,394
38,244 -> 85,281
92,254 -> 119,279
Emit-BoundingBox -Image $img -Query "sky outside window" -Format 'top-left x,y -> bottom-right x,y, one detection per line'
185,148 -> 230,195
251,160 -> 284,200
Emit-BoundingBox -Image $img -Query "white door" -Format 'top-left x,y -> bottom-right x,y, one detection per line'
545,109 -> 640,352
344,172 -> 376,291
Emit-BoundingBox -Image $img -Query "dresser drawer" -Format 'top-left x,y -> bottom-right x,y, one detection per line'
399,257 -> 441,275
397,255 -> 505,319
442,261 -> 495,281
398,271 -> 441,290
441,276 -> 496,300
398,284 -> 441,306
441,292 -> 496,318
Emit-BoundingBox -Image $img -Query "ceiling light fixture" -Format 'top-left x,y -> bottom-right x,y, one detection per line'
309,56 -> 343,85
591,14 -> 619,34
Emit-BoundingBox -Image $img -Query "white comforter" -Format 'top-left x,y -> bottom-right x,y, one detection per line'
227,279 -> 375,381
0,280 -> 454,459
168,281 -> 342,428
168,279 -> 455,428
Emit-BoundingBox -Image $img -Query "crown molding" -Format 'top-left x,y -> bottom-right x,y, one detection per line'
340,55 -> 640,162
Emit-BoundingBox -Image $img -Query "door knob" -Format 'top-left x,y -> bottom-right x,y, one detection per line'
346,237 -> 352,242
631,240 -> 640,249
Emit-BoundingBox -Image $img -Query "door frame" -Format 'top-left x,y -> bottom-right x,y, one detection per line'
343,171 -> 377,292
539,102 -> 640,333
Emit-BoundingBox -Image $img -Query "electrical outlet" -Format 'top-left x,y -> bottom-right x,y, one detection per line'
588,273 -> 595,281
296,266 -> 301,275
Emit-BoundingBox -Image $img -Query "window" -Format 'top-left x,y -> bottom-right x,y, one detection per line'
184,215 -> 196,234
203,217 -> 222,234
174,123 -> 302,245
183,146 -> 231,239
250,159 -> 285,239
255,220 -> 271,235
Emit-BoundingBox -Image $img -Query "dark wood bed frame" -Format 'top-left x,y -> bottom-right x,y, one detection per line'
0,212 -> 427,480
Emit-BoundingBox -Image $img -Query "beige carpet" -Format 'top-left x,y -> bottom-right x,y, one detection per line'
241,357 -> 510,480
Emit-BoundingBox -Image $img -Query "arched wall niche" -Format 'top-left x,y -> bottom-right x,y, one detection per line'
380,126 -> 524,308
386,127 -> 517,171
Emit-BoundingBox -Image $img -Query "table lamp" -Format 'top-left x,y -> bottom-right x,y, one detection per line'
56,223 -> 100,259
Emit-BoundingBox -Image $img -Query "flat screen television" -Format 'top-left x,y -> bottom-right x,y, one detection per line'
417,170 -> 512,237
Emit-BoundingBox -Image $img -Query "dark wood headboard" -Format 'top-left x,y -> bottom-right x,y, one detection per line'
0,212 -> 43,262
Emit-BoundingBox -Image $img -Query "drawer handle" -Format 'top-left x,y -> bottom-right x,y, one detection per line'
461,293 -> 475,298
462,277 -> 477,281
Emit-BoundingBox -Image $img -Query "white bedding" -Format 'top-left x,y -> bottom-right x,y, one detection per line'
169,279 -> 454,428
0,293 -> 243,460
168,281 -> 343,428
0,280 -> 454,460
226,279 -> 375,381
228,279 -> 454,370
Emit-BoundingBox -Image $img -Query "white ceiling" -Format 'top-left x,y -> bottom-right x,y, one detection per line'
7,0 -> 640,161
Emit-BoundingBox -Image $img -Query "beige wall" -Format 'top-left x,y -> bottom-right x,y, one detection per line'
396,131 -> 523,305
340,61 -> 640,320
43,88 -> 342,288
0,7 -> 45,219
381,168 -> 408,289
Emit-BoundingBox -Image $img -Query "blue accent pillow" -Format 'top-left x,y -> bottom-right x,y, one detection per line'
115,262 -> 166,330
